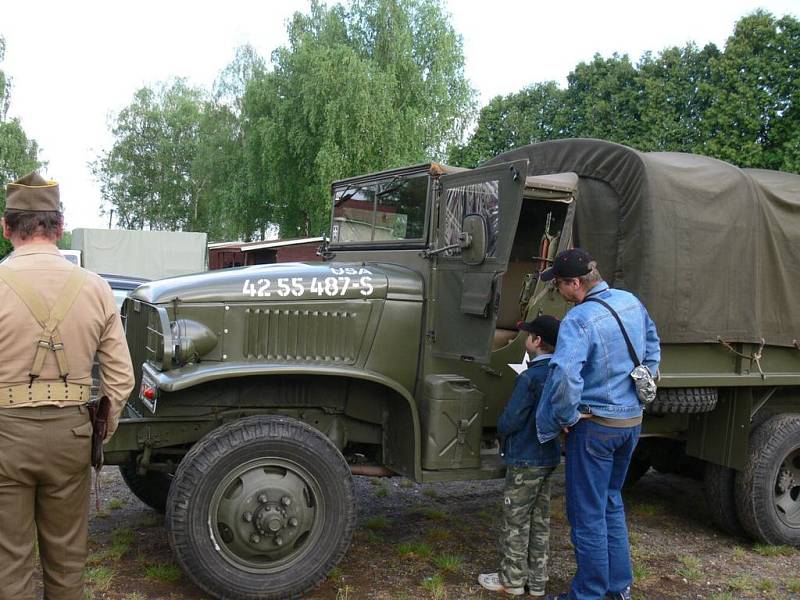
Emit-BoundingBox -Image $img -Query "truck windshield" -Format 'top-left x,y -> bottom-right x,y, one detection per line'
332,174 -> 428,244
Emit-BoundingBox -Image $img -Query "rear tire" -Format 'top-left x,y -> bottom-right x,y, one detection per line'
166,415 -> 356,600
704,462 -> 747,538
735,414 -> 800,545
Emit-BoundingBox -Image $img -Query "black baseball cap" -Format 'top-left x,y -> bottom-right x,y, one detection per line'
540,248 -> 593,282
518,315 -> 560,347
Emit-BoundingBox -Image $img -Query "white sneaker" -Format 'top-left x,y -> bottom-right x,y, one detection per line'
478,572 -> 525,596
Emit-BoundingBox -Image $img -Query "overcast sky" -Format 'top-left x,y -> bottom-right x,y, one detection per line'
2,0 -> 798,231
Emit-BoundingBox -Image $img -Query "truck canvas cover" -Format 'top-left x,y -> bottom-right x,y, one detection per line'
487,138 -> 800,347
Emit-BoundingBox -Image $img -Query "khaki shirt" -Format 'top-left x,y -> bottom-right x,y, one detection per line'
0,243 -> 134,437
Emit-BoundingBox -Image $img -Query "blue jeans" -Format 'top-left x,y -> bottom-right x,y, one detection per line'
565,419 -> 640,600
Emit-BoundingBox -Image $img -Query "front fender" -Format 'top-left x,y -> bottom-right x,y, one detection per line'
142,361 -> 422,479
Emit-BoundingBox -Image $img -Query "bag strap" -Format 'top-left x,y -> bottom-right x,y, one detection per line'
0,265 -> 88,382
583,297 -> 642,367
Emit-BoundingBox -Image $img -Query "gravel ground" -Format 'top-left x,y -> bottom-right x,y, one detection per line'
56,466 -> 800,599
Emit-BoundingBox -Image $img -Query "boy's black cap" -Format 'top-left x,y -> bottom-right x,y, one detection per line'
540,247 -> 593,282
518,315 -> 560,347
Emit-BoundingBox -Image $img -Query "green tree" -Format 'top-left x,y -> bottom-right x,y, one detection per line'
702,11 -> 800,171
0,36 -> 41,257
449,82 -> 567,167
93,80 -> 208,231
245,0 -> 476,236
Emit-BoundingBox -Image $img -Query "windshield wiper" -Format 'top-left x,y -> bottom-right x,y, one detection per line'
375,175 -> 408,198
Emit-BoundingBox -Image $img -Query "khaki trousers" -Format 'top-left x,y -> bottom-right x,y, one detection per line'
0,405 -> 92,600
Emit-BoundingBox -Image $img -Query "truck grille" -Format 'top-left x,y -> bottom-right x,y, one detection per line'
243,307 -> 368,363
122,300 -> 171,410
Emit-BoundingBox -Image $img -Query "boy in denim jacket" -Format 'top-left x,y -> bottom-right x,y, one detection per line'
479,315 -> 561,597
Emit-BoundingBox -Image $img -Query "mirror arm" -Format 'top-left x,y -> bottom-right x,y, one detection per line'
421,233 -> 471,258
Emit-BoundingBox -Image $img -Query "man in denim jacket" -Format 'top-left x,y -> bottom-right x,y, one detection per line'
536,249 -> 660,600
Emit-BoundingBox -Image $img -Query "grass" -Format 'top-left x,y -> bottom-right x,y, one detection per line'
421,573 -> 446,599
328,566 -> 343,581
422,488 -> 439,498
786,578 -> 800,593
630,502 -> 662,517
399,479 -> 414,488
728,574 -> 756,593
144,563 -> 182,583
375,486 -> 389,498
334,584 -> 353,600
632,561 -> 651,580
425,527 -> 453,543
421,508 -> 446,521
106,498 -> 126,510
731,545 -> 747,559
676,555 -> 701,581
108,527 -> 134,559
138,514 -> 161,528
758,578 -> 775,591
432,554 -> 462,573
397,542 -> 432,559
752,543 -> 795,556
369,478 -> 381,486
707,594 -> 737,600
122,594 -> 147,600
476,510 -> 493,521
85,566 -> 114,592
364,516 -> 388,530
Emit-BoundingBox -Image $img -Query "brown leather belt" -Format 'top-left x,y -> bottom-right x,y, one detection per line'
0,382 -> 92,406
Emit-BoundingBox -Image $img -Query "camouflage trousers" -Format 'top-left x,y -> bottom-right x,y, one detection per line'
499,465 -> 556,593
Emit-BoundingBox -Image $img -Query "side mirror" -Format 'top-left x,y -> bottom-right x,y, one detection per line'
461,213 -> 488,266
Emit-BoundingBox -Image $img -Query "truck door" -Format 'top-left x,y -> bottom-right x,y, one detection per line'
431,159 -> 527,364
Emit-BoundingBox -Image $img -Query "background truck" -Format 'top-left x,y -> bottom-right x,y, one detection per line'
71,228 -> 207,280
104,138 -> 800,600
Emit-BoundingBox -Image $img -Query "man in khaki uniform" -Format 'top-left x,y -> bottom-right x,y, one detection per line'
0,172 -> 134,600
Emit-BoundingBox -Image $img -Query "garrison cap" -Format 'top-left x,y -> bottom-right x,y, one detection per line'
5,172 -> 61,212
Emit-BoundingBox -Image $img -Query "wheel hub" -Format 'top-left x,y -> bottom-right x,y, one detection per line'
210,459 -> 321,572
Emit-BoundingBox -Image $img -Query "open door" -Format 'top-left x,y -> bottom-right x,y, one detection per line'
432,159 -> 528,363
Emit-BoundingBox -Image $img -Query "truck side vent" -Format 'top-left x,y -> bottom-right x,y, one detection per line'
243,308 -> 368,363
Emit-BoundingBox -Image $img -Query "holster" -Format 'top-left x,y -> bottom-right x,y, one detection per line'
88,396 -> 110,469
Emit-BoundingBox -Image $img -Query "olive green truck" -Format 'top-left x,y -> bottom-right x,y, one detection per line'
105,139 -> 800,600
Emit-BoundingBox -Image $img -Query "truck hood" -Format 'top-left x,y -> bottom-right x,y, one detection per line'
129,262 -> 423,304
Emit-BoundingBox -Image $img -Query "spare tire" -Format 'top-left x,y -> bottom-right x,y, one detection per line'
647,387 -> 717,414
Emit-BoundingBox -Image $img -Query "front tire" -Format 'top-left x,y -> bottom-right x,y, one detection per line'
735,414 -> 800,545
704,462 -> 746,538
166,416 -> 356,600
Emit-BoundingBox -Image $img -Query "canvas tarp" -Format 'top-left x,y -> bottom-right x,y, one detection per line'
72,228 -> 207,280
486,139 -> 800,347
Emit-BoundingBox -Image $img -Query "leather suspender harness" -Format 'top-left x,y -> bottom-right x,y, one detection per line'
0,265 -> 92,406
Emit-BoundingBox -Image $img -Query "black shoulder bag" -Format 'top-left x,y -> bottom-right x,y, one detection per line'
584,297 -> 657,405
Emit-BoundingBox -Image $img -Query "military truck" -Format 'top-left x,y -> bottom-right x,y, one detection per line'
105,138 -> 800,600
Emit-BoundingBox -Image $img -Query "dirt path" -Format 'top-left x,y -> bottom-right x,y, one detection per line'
71,467 -> 800,599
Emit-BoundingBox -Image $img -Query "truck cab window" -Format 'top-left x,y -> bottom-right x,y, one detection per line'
442,180 -> 500,257
332,174 -> 428,244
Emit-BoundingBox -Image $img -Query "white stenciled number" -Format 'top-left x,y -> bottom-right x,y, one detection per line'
310,277 -> 324,295
359,276 -> 374,296
291,278 -> 304,296
324,277 -> 339,295
257,279 -> 270,296
277,278 -> 290,297
242,279 -> 257,297
338,277 -> 351,295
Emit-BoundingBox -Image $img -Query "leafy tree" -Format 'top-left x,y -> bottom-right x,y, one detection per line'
93,80 -> 207,231
245,0 -> 476,236
702,11 -> 800,171
449,82 -> 567,167
0,36 -> 41,257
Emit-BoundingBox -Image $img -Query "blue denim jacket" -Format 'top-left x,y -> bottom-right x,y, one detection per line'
536,282 -> 661,443
498,355 -> 561,467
